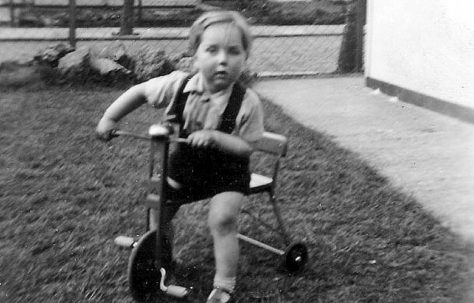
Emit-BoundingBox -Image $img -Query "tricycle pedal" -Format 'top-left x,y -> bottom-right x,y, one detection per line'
149,174 -> 161,186
114,236 -> 136,248
146,193 -> 161,208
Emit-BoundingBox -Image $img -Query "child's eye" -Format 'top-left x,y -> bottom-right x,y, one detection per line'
228,47 -> 243,56
206,46 -> 217,53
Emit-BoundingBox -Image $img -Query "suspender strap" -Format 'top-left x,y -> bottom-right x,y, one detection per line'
166,76 -> 191,125
167,76 -> 246,135
218,82 -> 246,134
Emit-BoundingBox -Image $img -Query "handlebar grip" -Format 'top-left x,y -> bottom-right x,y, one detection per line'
112,129 -> 150,140
148,124 -> 173,138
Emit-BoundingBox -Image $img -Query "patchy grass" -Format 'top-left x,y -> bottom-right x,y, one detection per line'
0,85 -> 472,303
0,64 -> 44,90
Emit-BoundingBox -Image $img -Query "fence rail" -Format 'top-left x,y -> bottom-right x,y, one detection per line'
0,25 -> 345,41
0,0 -> 366,75
0,0 -> 198,8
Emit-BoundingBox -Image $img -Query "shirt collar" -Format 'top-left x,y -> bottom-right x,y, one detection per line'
183,72 -> 205,94
183,72 -> 234,101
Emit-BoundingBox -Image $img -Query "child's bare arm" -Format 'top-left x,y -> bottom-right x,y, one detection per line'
96,83 -> 147,139
187,130 -> 253,158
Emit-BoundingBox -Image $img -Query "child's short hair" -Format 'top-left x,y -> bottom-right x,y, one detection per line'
188,10 -> 252,57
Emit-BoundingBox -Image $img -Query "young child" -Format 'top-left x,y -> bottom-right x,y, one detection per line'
96,10 -> 264,303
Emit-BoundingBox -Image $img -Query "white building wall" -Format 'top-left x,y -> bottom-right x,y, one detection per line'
365,0 -> 474,109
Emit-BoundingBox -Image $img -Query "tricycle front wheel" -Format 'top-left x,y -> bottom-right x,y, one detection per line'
128,230 -> 163,302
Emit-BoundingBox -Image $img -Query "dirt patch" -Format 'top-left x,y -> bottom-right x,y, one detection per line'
0,62 -> 45,89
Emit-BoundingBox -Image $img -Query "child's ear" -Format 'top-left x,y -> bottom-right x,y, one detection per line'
192,60 -> 199,74
192,56 -> 199,70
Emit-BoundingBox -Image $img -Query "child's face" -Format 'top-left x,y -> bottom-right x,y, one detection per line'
194,22 -> 247,93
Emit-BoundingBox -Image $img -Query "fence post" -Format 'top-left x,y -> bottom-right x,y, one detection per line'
336,2 -> 356,73
9,0 -> 14,26
355,0 -> 366,72
337,0 -> 366,73
69,0 -> 76,47
137,0 -> 142,26
120,0 -> 134,35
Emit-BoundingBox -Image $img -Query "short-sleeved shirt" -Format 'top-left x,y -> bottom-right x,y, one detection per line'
143,70 -> 264,143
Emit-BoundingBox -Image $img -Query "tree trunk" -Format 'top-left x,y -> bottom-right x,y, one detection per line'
120,0 -> 134,35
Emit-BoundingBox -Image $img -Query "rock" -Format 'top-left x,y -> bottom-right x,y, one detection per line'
97,41 -> 126,61
96,41 -> 133,70
34,43 -> 74,68
90,57 -> 131,79
133,46 -> 174,81
57,46 -> 91,80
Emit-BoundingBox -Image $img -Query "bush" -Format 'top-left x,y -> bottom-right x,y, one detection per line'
14,1 -> 346,27
256,1 -> 346,25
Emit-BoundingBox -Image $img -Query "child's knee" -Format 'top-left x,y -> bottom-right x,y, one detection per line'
208,192 -> 243,235
208,211 -> 238,235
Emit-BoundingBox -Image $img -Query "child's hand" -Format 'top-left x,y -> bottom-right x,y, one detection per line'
96,117 -> 117,141
187,130 -> 216,148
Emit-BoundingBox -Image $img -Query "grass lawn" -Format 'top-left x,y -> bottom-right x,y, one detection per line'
0,84 -> 472,302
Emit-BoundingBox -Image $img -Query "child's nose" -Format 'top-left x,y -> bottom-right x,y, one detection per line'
217,50 -> 228,64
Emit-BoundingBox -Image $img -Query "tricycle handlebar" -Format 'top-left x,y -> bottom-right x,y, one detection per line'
111,128 -> 188,143
112,130 -> 150,140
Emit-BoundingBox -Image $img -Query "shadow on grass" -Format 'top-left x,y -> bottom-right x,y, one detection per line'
0,86 -> 472,302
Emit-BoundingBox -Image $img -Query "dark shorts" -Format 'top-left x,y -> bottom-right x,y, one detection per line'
167,145 -> 250,202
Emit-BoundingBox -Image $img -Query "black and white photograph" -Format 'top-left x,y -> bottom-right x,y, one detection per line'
1,0 -> 473,302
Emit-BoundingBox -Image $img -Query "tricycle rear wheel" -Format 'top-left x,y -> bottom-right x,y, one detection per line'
282,242 -> 308,273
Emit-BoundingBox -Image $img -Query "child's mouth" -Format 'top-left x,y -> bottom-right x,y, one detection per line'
214,71 -> 228,79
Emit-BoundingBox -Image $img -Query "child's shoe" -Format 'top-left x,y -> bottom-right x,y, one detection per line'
206,287 -> 234,303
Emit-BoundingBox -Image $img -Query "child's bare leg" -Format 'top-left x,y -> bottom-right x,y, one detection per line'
208,191 -> 244,296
